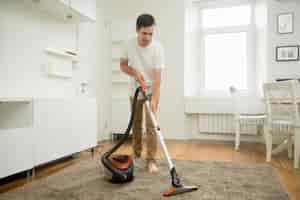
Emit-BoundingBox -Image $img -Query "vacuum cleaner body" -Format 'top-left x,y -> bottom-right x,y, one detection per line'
103,154 -> 134,183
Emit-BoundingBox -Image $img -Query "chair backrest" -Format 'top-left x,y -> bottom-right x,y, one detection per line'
263,80 -> 300,123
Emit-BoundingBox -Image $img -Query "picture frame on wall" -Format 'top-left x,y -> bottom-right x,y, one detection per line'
277,13 -> 294,34
276,45 -> 299,62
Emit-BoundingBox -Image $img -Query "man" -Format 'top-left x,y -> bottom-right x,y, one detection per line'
120,14 -> 165,173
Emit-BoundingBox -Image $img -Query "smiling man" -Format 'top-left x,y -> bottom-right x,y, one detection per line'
120,14 -> 165,173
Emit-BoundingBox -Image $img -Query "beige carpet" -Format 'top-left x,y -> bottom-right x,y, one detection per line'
0,158 -> 289,200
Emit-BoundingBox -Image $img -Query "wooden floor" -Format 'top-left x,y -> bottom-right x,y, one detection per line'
0,140 -> 299,200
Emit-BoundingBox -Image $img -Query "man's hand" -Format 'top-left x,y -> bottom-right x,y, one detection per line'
135,71 -> 146,92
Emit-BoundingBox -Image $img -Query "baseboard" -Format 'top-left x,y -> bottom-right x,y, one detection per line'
111,132 -> 132,141
195,133 -> 263,143
97,132 -> 264,143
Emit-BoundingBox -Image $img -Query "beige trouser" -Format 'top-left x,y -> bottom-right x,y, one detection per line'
130,96 -> 157,161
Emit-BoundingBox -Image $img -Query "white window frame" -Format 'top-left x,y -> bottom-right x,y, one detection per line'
194,0 -> 256,97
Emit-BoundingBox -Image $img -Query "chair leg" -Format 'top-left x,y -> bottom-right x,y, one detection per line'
294,127 -> 300,169
264,124 -> 272,162
235,120 -> 240,151
287,130 -> 293,159
295,143 -> 300,169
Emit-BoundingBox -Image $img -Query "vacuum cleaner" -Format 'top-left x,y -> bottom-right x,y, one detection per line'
101,84 -> 198,197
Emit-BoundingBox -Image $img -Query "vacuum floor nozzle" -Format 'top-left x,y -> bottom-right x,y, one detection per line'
163,185 -> 198,197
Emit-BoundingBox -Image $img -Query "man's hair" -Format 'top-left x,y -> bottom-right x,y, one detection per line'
136,14 -> 156,30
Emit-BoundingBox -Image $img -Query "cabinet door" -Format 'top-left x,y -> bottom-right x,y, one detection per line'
34,99 -> 78,165
72,98 -> 97,150
33,99 -> 97,166
0,128 -> 34,179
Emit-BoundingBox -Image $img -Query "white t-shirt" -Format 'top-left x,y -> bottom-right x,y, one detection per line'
120,37 -> 165,96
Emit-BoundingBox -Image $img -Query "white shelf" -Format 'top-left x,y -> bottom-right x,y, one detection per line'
45,48 -> 79,63
112,80 -> 130,84
47,72 -> 73,79
26,0 -> 96,22
0,97 -> 33,103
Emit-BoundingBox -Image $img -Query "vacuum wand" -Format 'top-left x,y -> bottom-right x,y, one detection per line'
142,91 -> 198,197
144,101 -> 174,170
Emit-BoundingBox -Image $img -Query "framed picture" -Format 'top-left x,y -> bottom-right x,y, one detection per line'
277,13 -> 294,34
276,45 -> 299,62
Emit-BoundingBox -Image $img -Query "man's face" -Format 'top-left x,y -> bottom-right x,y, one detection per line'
136,26 -> 154,47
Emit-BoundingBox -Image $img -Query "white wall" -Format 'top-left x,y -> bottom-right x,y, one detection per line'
103,0 -> 300,141
255,0 -> 268,96
0,1 -> 97,98
104,0 -> 186,139
267,0 -> 300,81
96,0 -> 112,140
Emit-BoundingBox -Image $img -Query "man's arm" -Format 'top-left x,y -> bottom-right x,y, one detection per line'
150,43 -> 164,113
120,58 -> 144,86
120,59 -> 137,78
150,68 -> 162,113
120,58 -> 143,81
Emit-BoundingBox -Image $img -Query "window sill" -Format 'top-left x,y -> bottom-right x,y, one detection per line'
184,96 -> 233,114
184,96 -> 265,114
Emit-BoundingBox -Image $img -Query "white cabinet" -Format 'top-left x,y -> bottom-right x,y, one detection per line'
26,0 -> 96,22
33,98 -> 97,166
0,98 -> 97,179
0,128 -> 34,179
0,100 -> 34,179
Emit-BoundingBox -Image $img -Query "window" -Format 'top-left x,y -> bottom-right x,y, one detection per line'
202,5 -> 251,28
204,32 -> 248,90
199,3 -> 254,91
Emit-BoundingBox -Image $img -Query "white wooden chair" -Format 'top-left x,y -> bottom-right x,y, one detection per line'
263,80 -> 300,168
229,86 -> 266,151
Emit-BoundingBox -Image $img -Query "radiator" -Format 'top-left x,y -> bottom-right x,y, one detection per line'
198,114 -> 259,135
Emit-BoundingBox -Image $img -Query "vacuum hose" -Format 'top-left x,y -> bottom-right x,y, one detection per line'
101,87 -> 143,180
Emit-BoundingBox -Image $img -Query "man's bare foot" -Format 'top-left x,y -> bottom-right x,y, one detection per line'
147,160 -> 158,173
